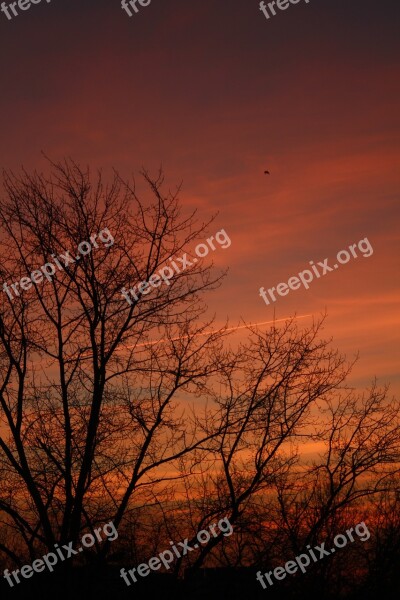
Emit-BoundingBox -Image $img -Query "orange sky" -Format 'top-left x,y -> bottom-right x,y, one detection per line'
0,0 -> 399,393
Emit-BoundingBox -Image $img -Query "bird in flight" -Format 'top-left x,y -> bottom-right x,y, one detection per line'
264,170 -> 270,175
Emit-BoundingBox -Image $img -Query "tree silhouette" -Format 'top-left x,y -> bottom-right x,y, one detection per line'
0,160 -> 399,600
0,159 -> 227,559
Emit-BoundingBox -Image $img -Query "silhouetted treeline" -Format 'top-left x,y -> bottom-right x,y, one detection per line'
0,160 -> 399,599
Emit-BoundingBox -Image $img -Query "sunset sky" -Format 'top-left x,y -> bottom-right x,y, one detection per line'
1,0 -> 399,393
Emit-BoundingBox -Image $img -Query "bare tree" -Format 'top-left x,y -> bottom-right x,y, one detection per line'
0,159 -> 228,562
272,381 -> 400,555
152,324 -> 399,580
1,160 -> 398,600
157,317 -> 352,572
